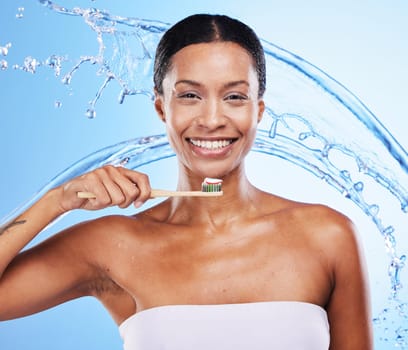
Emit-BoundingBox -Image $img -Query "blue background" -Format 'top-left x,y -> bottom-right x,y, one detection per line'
1,1 -> 407,349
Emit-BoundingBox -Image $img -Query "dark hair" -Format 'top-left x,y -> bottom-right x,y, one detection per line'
153,14 -> 266,98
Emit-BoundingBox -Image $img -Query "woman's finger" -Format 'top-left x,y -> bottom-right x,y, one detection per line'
118,167 -> 151,207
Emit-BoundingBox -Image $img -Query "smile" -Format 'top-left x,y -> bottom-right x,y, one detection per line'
188,138 -> 236,150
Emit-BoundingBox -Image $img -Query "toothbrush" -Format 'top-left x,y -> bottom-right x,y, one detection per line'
77,177 -> 223,199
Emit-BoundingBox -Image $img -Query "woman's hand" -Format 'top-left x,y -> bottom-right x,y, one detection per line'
58,165 -> 152,212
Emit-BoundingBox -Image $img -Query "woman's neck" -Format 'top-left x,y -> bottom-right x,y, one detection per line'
165,166 -> 260,226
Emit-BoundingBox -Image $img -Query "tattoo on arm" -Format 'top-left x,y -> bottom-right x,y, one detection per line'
0,220 -> 27,236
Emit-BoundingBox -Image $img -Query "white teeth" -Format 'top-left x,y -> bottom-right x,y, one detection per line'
190,139 -> 233,150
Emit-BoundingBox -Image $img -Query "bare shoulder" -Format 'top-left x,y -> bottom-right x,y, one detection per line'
63,212 -> 151,243
312,202 -> 353,227
261,194 -> 363,261
304,204 -> 362,260
303,204 -> 360,249
283,201 -> 358,243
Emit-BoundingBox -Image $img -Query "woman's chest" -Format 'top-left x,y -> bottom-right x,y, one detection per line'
109,227 -> 332,311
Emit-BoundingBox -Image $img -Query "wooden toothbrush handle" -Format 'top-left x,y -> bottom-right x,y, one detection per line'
77,189 -> 223,199
77,191 -> 97,199
150,189 -> 223,198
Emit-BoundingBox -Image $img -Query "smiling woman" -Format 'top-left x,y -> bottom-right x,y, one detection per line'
0,12 -> 373,350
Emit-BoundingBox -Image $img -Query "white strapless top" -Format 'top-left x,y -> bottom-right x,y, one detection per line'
119,301 -> 330,350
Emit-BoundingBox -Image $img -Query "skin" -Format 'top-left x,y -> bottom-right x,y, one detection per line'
0,42 -> 372,349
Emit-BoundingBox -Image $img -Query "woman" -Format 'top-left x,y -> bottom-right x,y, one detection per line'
0,14 -> 372,349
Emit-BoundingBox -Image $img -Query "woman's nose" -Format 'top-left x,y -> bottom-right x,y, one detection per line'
196,100 -> 226,130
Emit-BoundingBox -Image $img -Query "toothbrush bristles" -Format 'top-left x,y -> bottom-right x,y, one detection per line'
201,178 -> 223,192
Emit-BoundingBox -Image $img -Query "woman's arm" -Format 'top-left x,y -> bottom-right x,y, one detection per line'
0,189 -> 63,278
326,216 -> 373,350
0,165 -> 151,320
0,210 -> 98,320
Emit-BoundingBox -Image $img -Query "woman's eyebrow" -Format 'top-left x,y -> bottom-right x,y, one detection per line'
175,79 -> 201,87
223,80 -> 250,89
174,80 -> 249,88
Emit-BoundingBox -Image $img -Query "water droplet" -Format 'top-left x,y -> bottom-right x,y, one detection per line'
368,204 -> 379,216
373,317 -> 381,324
46,55 -> 64,77
120,157 -> 130,166
0,60 -> 8,70
340,170 -> 350,179
0,43 -> 11,56
385,234 -> 396,251
353,181 -> 364,192
118,89 -> 127,104
298,132 -> 309,141
391,256 -> 405,269
22,56 -> 40,74
16,7 -> 24,19
382,226 -> 395,236
85,108 -> 96,119
61,74 -> 72,85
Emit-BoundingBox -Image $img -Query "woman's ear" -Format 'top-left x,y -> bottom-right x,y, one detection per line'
257,99 -> 265,123
154,89 -> 166,123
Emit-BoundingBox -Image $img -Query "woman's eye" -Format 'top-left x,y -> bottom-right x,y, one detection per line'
179,92 -> 199,99
225,94 -> 248,101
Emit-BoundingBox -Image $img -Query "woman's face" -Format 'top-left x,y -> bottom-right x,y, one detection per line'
154,41 -> 265,179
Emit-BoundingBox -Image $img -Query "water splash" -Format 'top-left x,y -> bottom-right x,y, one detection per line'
35,0 -> 167,117
1,2 -> 407,348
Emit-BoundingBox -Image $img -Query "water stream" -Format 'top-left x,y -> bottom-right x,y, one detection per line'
1,1 -> 407,348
